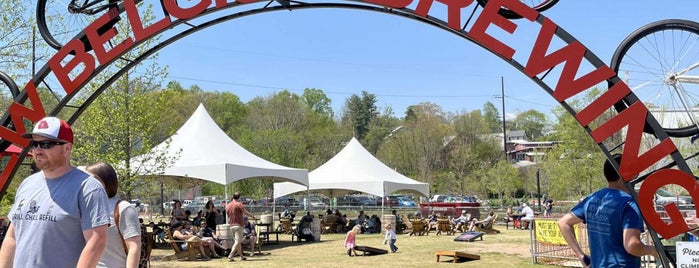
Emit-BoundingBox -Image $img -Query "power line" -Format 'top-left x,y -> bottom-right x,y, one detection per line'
166,74 -> 503,99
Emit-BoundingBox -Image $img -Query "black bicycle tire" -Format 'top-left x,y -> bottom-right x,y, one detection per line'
0,71 -> 19,98
609,19 -> 699,138
36,0 -> 117,51
476,0 -> 558,20
36,0 -> 64,51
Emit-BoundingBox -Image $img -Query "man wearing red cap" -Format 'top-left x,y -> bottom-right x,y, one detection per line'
0,117 -> 111,268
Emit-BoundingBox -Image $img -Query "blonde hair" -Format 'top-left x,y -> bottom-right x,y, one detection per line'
352,225 -> 361,234
385,223 -> 392,229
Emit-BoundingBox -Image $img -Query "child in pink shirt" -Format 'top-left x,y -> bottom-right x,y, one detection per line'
344,225 -> 361,256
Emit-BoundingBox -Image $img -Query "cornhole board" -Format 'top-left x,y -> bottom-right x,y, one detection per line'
435,250 -> 480,263
354,245 -> 388,256
453,231 -> 484,242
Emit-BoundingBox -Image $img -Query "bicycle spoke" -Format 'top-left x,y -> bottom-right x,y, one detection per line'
611,19 -> 699,137
38,0 -> 114,50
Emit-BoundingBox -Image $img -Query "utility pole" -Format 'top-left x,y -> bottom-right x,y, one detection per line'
536,169 -> 541,212
501,76 -> 507,161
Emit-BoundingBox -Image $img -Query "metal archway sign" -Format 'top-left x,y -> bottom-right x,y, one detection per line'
0,0 -> 696,265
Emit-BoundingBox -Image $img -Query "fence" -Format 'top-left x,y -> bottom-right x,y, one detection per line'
531,218 -> 665,267
531,218 -> 589,267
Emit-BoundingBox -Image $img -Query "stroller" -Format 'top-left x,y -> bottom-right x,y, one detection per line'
294,214 -> 315,242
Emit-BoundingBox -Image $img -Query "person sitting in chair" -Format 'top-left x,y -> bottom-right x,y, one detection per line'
150,222 -> 166,244
469,211 -> 495,232
197,222 -> 225,257
171,221 -> 211,260
427,211 -> 439,231
367,215 -> 381,234
280,205 -> 292,219
520,203 -> 535,229
453,211 -> 471,232
392,210 -> 406,233
355,210 -> 368,233
241,217 -> 257,256
323,209 -> 338,233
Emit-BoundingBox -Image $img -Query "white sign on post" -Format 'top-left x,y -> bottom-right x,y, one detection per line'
676,241 -> 699,267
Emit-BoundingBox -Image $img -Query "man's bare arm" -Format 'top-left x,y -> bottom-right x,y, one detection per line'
125,236 -> 142,268
76,224 -> 108,268
623,228 -> 658,258
557,213 -> 589,266
0,223 -> 16,267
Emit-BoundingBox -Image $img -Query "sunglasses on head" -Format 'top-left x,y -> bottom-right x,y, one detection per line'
29,140 -> 67,150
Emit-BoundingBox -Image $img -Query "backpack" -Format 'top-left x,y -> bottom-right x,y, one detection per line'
115,200 -> 152,268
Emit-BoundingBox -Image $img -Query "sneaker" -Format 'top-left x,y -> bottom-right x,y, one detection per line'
228,258 -> 235,262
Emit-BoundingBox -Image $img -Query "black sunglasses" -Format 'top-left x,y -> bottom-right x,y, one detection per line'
29,140 -> 67,150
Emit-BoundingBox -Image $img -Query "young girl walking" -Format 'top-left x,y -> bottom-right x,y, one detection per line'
344,225 -> 361,256
383,224 -> 398,253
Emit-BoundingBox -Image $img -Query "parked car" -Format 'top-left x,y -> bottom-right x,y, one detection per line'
303,196 -> 327,209
377,196 -> 400,207
654,188 -> 693,209
240,197 -> 255,205
275,196 -> 300,206
395,196 -> 417,207
187,200 -> 206,212
334,195 -> 376,207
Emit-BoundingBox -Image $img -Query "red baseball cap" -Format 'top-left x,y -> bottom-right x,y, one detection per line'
21,117 -> 74,143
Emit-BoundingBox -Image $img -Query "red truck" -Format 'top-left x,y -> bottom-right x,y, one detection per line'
419,198 -> 481,219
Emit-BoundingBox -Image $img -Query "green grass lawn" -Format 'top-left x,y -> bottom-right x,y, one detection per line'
149,227 -> 563,267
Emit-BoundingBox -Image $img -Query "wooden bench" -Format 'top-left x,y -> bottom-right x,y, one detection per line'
435,250 -> 480,263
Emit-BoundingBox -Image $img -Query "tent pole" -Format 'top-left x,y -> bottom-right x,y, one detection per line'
271,177 -> 276,223
381,188 -> 385,216
225,184 -> 229,203
306,186 -> 310,214
223,184 -> 229,224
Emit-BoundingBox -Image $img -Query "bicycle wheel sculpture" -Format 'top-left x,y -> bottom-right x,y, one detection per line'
476,0 -> 558,19
36,0 -> 119,51
610,19 -> 699,137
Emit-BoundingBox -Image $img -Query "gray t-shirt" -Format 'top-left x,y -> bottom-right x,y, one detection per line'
98,198 -> 141,268
7,168 -> 110,268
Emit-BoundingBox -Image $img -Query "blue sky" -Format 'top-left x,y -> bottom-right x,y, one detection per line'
154,0 -> 699,120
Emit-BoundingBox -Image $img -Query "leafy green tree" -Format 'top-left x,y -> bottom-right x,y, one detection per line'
513,109 -> 548,140
444,110 -> 501,196
541,90 -> 607,200
482,101 -> 502,133
0,0 -> 35,83
72,4 -> 174,201
237,90 -> 342,198
378,102 -> 453,189
487,160 -> 523,207
342,91 -> 378,141
363,106 -> 401,154
302,88 -> 333,118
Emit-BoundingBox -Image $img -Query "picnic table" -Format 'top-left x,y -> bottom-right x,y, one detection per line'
257,223 -> 281,244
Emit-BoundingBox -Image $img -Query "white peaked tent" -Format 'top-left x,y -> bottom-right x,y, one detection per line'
133,104 -> 309,199
273,137 -> 429,201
